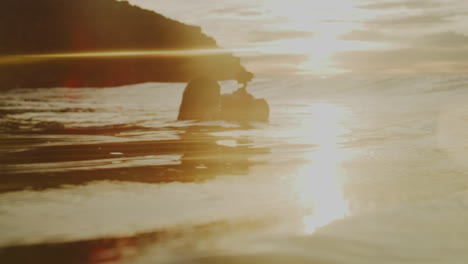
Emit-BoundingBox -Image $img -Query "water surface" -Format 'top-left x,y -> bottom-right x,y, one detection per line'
1,76 -> 468,263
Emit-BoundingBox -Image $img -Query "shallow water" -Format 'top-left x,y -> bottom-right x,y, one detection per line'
1,76 -> 468,263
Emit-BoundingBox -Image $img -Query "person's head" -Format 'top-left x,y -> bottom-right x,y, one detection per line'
236,70 -> 254,85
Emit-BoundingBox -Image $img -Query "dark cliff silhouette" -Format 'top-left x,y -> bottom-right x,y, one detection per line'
0,0 -> 251,89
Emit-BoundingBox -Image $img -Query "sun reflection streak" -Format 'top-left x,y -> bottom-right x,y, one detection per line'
292,103 -> 350,234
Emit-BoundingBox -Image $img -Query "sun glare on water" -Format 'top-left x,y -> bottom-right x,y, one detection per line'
291,103 -> 351,234
254,0 -> 386,75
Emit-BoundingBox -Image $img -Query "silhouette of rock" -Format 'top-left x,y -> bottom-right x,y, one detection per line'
0,0 -> 251,89
178,77 -> 221,121
178,77 -> 269,122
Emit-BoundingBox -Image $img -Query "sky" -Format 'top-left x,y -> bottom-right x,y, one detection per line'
127,0 -> 468,76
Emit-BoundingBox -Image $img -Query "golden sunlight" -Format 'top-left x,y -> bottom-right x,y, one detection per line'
255,0 -> 388,74
260,38 -> 387,74
291,103 -> 350,234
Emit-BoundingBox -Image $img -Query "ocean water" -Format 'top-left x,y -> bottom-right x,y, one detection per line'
1,75 -> 468,263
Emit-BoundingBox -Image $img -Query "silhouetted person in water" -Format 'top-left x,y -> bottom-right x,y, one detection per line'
234,70 -> 254,98
178,71 -> 269,122
220,70 -> 269,121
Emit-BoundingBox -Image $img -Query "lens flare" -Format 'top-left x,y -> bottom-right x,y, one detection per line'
0,48 -> 254,65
